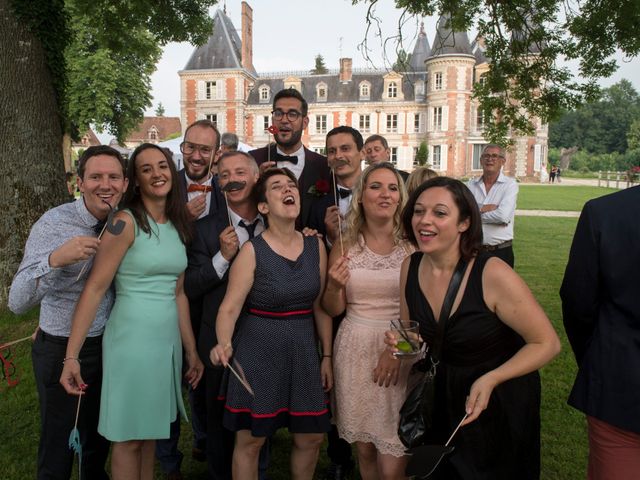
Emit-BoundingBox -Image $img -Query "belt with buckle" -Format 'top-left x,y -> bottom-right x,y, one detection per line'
481,240 -> 512,252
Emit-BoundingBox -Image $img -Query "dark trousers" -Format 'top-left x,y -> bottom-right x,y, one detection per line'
32,330 -> 109,480
327,424 -> 353,467
485,244 -> 514,268
205,366 -> 235,479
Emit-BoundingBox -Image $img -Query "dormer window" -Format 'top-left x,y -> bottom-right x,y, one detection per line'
414,80 -> 425,96
316,82 -> 328,102
359,81 -> 371,100
148,126 -> 158,141
259,85 -> 270,103
388,81 -> 398,98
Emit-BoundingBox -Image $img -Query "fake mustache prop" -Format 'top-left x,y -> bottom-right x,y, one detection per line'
221,181 -> 248,226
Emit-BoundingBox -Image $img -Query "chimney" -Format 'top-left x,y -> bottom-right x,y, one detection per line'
241,2 -> 255,71
339,58 -> 352,82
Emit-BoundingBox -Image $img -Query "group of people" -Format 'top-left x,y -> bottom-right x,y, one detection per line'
8,86 -> 633,480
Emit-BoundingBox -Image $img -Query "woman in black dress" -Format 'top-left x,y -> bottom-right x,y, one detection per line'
210,168 -> 333,480
392,177 -> 560,479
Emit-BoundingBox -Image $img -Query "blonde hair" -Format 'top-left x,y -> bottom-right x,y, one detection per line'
406,166 -> 439,196
342,163 -> 407,252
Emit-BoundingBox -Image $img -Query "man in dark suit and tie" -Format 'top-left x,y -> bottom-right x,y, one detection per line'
560,185 -> 640,479
185,151 -> 264,479
157,119 -> 222,478
249,88 -> 330,228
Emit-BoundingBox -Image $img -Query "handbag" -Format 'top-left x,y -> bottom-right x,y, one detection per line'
398,256 -> 468,449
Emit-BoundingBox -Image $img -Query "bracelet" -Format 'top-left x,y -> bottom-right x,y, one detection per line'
322,354 -> 332,358
62,357 -> 81,364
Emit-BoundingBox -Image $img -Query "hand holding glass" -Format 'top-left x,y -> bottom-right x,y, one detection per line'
390,320 -> 422,358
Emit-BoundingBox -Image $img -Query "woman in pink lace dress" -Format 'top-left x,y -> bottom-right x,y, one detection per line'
322,163 -> 414,479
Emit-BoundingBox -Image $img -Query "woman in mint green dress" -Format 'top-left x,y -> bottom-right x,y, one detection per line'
61,144 -> 203,479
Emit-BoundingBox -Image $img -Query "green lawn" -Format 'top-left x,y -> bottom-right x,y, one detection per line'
518,185 -> 617,211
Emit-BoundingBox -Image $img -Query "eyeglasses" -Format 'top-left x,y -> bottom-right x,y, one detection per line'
272,109 -> 302,121
180,141 -> 215,157
481,153 -> 505,160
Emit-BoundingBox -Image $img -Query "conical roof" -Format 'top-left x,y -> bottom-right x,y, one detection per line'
409,21 -> 430,71
183,9 -> 257,75
429,14 -> 473,58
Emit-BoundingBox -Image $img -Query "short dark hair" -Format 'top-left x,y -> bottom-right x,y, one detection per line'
273,88 -> 308,116
184,120 -> 221,152
326,126 -> 364,151
252,167 -> 297,206
364,134 -> 389,150
77,145 -> 126,179
401,176 -> 482,261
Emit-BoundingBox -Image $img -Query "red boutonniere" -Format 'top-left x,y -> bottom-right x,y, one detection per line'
307,179 -> 330,197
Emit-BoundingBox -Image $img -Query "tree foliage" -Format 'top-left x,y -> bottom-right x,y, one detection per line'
549,80 -> 640,154
393,48 -> 412,72
415,141 -> 428,165
310,54 -> 329,74
354,0 -> 640,144
155,102 -> 166,116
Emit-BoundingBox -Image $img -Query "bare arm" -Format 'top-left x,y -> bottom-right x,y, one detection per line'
463,257 -> 561,425
314,237 -> 334,392
60,212 -> 134,394
210,241 -> 256,366
176,273 -> 203,388
321,244 -> 348,316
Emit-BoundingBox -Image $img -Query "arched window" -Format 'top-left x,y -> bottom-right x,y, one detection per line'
388,81 -> 398,98
316,82 -> 328,101
359,81 -> 370,99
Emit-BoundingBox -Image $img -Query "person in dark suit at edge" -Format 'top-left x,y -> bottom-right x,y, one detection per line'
561,185 -> 640,480
249,88 -> 330,229
156,119 -> 222,479
185,151 -> 264,479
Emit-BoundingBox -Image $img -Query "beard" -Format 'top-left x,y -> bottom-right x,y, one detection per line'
276,127 -> 303,150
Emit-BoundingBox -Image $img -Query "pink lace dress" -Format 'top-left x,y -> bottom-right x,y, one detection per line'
333,240 -> 413,457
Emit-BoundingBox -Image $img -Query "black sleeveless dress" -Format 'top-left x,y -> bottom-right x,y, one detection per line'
221,234 -> 331,436
405,252 -> 541,480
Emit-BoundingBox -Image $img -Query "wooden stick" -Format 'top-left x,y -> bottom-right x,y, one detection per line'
228,363 -> 254,396
74,391 -> 83,427
0,335 -> 32,350
332,169 -> 345,256
223,192 -> 233,227
445,413 -> 468,446
76,221 -> 109,281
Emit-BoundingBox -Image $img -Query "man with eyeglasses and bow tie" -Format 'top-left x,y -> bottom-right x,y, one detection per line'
466,144 -> 519,267
178,119 -> 223,221
249,88 -> 330,228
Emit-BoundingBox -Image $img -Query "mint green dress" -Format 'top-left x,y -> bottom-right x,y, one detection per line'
98,214 -> 188,441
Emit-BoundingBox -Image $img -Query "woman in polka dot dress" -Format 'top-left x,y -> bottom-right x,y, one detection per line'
211,168 -> 333,479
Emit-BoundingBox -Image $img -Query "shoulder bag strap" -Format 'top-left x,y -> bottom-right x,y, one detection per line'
429,257 -> 468,364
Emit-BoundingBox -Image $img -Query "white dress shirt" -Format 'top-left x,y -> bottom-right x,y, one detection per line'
185,175 -> 213,220
276,144 -> 305,180
211,209 -> 265,277
467,172 -> 518,246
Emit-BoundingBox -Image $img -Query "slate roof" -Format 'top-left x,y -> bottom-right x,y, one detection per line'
471,37 -> 489,64
183,9 -> 257,75
72,129 -> 101,147
248,72 -> 426,106
429,14 -> 474,58
409,22 -> 430,71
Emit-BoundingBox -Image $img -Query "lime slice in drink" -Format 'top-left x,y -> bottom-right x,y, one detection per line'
396,340 -> 413,353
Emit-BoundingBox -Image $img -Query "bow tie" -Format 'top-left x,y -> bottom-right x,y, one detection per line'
187,184 -> 212,193
338,187 -> 352,199
275,153 -> 298,165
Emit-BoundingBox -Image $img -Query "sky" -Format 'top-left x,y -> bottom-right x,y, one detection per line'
145,0 -> 640,118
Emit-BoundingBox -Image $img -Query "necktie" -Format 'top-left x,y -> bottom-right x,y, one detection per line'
239,220 -> 258,239
187,184 -> 212,193
338,187 -> 352,199
275,153 -> 298,165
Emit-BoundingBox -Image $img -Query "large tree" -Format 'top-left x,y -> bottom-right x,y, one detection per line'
355,0 -> 640,142
0,0 -> 216,303
550,80 -> 640,153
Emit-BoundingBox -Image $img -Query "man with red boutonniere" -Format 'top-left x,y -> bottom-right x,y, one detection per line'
249,88 -> 330,228
309,126 -> 364,246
